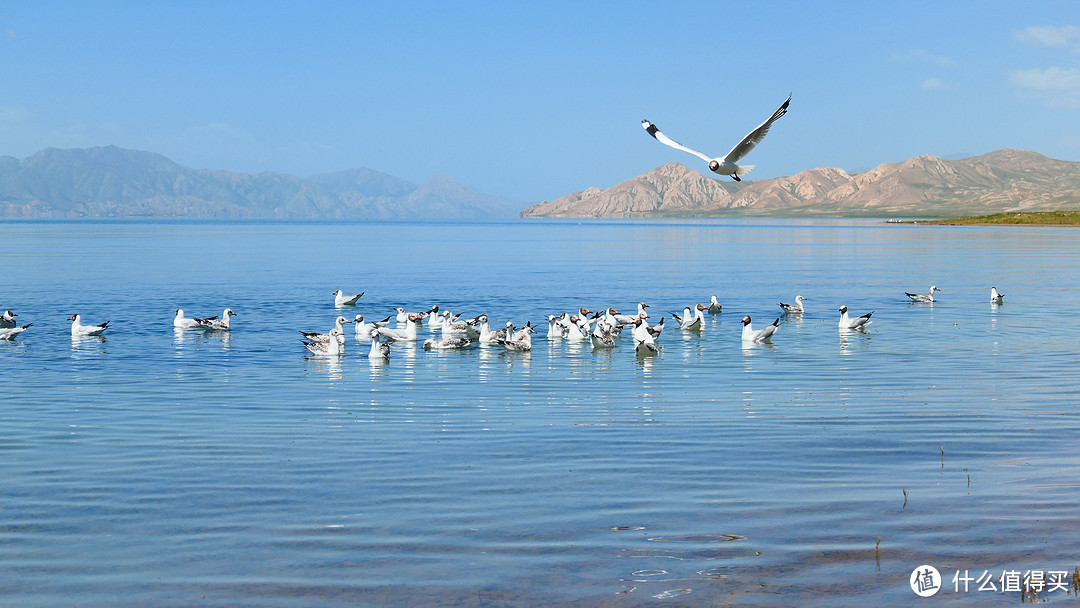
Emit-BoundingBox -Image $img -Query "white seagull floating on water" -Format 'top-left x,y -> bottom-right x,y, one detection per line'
642,94 -> 791,182
367,329 -> 390,360
394,307 -> 428,326
838,306 -> 873,330
707,296 -> 723,314
354,314 -> 391,339
333,290 -> 364,307
300,316 -> 351,346
173,309 -> 199,329
673,303 -> 707,330
378,313 -> 422,342
498,322 -> 536,352
611,303 -> 648,326
423,336 -> 473,350
741,316 -> 779,343
906,286 -> 940,303
546,314 -> 569,339
590,320 -> 617,350
195,308 -> 236,331
0,322 -> 32,340
631,317 -> 660,356
779,295 -> 806,314
1,310 -> 19,328
68,314 -> 109,337
304,327 -> 344,356
991,287 -> 1005,304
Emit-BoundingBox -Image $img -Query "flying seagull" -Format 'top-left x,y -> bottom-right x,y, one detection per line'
641,94 -> 790,181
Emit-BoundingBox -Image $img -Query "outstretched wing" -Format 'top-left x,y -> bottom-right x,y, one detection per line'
723,94 -> 790,163
641,120 -> 713,163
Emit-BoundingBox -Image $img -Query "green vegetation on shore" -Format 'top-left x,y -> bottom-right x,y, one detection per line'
922,210 -> 1080,225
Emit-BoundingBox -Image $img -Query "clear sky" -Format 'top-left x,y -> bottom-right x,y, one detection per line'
2,2 -> 1079,203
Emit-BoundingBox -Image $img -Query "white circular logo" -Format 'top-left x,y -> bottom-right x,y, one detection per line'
910,565 -> 941,597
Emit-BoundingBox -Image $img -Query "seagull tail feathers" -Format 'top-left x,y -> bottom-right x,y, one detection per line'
734,164 -> 755,178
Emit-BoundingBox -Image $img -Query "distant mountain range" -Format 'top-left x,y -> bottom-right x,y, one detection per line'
7,146 -> 1080,220
520,149 -> 1080,218
0,146 -> 519,218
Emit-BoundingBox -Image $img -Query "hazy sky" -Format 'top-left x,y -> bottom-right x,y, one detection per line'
2,2 -> 1079,203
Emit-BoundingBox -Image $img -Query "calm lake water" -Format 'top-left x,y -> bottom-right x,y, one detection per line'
1,218 -> 1079,607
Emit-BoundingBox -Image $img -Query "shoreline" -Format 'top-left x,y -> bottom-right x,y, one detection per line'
913,210 -> 1080,226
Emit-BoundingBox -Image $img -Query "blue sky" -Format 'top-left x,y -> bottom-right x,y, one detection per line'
2,2 -> 1079,203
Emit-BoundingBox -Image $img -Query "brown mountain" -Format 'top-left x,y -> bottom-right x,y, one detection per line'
519,149 -> 1080,218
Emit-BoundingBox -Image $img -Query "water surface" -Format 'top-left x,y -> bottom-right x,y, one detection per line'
1,219 -> 1079,607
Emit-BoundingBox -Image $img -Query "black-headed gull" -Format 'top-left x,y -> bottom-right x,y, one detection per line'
612,303 -> 648,326
906,286 -> 940,303
300,316 -> 351,346
562,308 -> 595,341
195,308 -> 236,331
304,327 -> 344,356
438,311 -> 470,335
673,303 -> 706,330
741,316 -> 779,343
600,309 -> 625,337
173,309 -> 199,329
423,336 -> 473,350
394,307 -> 428,325
707,296 -> 723,314
632,317 -> 660,356
354,314 -> 391,339
0,322 -> 32,340
646,316 -> 665,341
333,290 -> 364,307
367,329 -> 390,360
68,314 -> 109,336
378,313 -> 422,341
474,315 -> 510,344
642,95 -> 791,182
547,314 -> 570,339
1,310 -> 18,329
838,306 -> 873,330
426,305 -> 442,327
991,287 -> 1004,304
779,295 -> 806,314
590,320 -> 617,349
498,322 -> 536,351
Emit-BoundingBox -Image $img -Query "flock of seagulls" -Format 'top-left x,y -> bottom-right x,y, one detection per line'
0,287 -> 1006,357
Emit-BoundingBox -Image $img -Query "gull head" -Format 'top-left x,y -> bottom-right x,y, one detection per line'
741,315 -> 752,326
838,306 -> 848,314
709,160 -> 720,172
